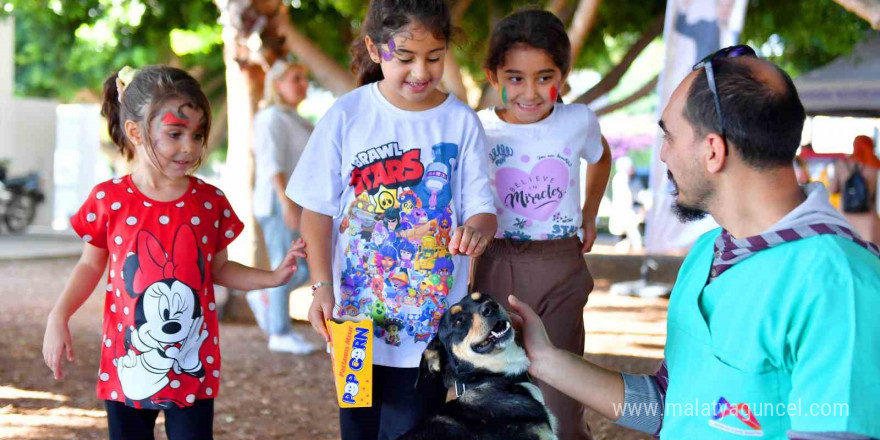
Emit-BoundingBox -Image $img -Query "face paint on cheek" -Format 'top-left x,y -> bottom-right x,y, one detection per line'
501,86 -> 507,105
161,111 -> 190,127
550,85 -> 558,102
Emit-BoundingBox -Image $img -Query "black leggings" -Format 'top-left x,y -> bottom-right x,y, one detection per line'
105,399 -> 213,440
339,365 -> 447,440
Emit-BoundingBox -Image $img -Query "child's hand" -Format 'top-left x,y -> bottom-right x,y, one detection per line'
449,225 -> 490,257
272,238 -> 307,287
308,286 -> 334,343
43,314 -> 74,380
581,216 -> 597,254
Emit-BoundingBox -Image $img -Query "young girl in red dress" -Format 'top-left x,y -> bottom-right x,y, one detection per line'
41,65 -> 306,440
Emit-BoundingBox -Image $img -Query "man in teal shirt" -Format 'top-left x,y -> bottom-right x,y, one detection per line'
508,47 -> 880,439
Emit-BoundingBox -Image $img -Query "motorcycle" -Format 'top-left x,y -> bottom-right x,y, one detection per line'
0,163 -> 45,233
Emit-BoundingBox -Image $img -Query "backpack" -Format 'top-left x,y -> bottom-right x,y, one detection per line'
842,163 -> 870,213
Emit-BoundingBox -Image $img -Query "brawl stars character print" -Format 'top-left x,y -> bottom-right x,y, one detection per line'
116,224 -> 209,407
341,141 -> 458,346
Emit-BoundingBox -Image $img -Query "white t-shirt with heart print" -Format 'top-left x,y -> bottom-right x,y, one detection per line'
478,103 -> 604,241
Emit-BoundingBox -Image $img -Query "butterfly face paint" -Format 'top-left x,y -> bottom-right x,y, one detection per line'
381,38 -> 397,61
550,85 -> 558,103
501,86 -> 508,105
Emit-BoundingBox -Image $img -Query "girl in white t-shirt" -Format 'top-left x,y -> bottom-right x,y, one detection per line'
286,1 -> 496,438
474,10 -> 611,440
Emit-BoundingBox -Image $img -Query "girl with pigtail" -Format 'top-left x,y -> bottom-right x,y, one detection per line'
42,65 -> 306,439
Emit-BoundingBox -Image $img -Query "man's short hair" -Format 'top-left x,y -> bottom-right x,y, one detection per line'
684,59 -> 806,169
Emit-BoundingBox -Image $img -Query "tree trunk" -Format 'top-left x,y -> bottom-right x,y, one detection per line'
441,0 -> 475,104
831,0 -> 880,29
218,45 -> 263,267
214,0 -> 272,268
443,53 -> 469,103
567,0 -> 602,61
573,13 -> 663,105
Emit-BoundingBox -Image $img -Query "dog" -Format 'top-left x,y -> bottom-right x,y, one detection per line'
398,292 -> 557,440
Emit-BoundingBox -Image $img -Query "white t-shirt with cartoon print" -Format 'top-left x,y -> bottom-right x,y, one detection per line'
478,103 -> 604,241
287,83 -> 495,368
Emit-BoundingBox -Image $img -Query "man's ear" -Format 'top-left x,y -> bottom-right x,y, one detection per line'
124,120 -> 144,148
364,36 -> 381,64
704,132 -> 728,174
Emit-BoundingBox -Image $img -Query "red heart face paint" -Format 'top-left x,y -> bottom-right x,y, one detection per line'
161,111 -> 190,127
550,85 -> 558,102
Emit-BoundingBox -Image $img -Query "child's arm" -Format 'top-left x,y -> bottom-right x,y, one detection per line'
43,244 -> 109,380
449,213 -> 497,257
302,209 -> 335,342
211,238 -> 306,290
581,136 -> 612,253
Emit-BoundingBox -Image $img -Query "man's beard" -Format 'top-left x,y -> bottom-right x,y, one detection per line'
668,170 -> 708,223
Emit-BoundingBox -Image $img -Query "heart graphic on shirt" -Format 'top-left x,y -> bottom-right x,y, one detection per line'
495,158 -> 568,221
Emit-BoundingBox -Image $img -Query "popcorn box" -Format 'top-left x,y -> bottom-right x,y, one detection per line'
327,318 -> 373,408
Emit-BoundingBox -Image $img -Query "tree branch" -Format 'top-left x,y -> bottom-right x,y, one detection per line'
272,5 -> 355,96
831,0 -> 880,29
595,74 -> 658,116
574,13 -> 663,105
452,0 -> 475,23
547,0 -> 570,15
567,0 -> 602,61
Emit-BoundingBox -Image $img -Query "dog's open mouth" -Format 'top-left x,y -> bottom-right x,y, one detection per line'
471,320 -> 512,354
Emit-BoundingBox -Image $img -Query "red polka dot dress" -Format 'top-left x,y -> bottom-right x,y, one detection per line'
70,175 -> 243,409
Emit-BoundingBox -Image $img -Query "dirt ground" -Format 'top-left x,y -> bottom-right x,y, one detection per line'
0,257 -> 666,440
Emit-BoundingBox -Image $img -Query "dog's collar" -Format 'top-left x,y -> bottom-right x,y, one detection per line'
454,372 -> 531,398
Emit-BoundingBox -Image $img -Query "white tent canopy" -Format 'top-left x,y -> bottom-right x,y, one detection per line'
794,33 -> 880,117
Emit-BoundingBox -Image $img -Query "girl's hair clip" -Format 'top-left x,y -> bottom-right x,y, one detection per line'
115,66 -> 139,103
380,38 -> 396,61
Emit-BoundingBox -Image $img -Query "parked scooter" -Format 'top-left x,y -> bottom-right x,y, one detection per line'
0,162 -> 45,233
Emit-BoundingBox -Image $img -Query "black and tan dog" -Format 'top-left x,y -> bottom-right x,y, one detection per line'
398,292 -> 557,440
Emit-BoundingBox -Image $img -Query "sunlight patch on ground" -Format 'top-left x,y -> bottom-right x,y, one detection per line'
0,386 -> 69,403
583,291 -> 668,359
0,406 -> 106,438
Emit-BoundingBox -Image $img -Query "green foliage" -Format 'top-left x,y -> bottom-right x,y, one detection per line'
741,0 -> 872,76
3,0 -> 875,102
5,0 -> 222,100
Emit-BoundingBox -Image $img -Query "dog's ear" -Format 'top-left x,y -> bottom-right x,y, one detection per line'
415,336 -> 444,388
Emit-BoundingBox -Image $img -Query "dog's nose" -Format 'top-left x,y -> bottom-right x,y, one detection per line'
480,301 -> 499,317
162,322 -> 182,334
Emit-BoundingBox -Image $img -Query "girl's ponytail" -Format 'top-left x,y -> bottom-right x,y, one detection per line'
101,72 -> 132,160
350,36 -> 384,86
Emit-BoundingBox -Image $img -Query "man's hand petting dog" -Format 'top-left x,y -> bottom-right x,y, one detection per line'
507,294 -> 556,379
398,292 -> 557,440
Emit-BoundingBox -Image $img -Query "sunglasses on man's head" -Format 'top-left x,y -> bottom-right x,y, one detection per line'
691,45 -> 757,146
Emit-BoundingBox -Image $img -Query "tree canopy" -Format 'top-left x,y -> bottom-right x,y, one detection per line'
2,0 -> 873,103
